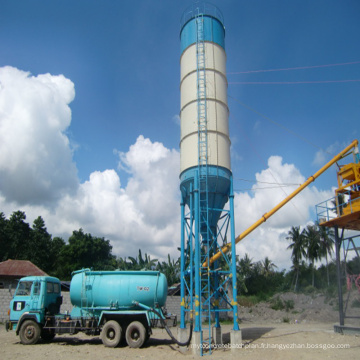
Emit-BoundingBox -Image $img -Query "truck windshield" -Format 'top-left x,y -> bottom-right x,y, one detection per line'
15,281 -> 33,296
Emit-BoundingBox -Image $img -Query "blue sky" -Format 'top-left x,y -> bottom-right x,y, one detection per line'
1,0 -> 359,267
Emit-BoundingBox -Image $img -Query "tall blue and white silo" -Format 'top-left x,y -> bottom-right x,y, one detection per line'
178,3 -> 241,354
180,3 -> 231,241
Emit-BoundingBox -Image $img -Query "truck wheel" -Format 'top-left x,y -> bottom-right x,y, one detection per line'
19,320 -> 41,345
41,329 -> 55,342
101,320 -> 122,347
125,321 -> 146,348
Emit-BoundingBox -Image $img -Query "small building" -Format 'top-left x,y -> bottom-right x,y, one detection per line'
0,260 -> 49,322
0,259 -> 48,290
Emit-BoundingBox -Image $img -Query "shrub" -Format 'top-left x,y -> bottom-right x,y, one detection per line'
284,299 -> 295,311
270,297 -> 285,311
303,285 -> 316,295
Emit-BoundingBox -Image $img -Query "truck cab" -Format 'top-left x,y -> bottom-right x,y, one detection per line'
7,276 -> 62,341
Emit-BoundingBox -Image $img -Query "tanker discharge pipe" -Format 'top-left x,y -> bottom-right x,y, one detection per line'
134,301 -> 193,347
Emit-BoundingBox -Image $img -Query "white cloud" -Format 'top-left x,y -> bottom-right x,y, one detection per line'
233,155 -> 333,269
0,66 -> 335,267
0,66 -> 78,206
27,136 -> 180,261
312,141 -> 341,166
172,114 -> 180,126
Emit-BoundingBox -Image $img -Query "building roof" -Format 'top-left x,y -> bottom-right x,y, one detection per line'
0,260 -> 48,277
168,282 -> 180,296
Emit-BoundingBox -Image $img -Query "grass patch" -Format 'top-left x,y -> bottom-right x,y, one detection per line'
238,295 -> 263,307
270,297 -> 295,312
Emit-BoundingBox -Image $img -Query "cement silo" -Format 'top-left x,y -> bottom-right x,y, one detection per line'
180,3 -> 231,241
178,3 -> 241,355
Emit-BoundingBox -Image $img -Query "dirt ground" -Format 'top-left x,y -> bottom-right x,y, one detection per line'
1,292 -> 359,359
1,321 -> 359,360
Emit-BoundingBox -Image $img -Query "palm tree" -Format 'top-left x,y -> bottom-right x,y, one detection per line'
332,193 -> 345,216
304,224 -> 321,287
287,226 -> 307,291
124,249 -> 158,271
138,249 -> 158,270
316,223 -> 334,286
236,253 -> 254,294
261,257 -> 277,277
157,254 -> 180,286
117,256 -> 130,270
238,253 -> 254,279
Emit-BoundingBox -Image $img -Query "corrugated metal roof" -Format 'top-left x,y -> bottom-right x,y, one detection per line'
0,260 -> 48,277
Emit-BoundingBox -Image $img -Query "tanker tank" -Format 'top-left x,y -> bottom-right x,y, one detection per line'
70,269 -> 168,312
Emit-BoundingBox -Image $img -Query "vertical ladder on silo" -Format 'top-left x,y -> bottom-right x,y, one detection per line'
195,12 -> 212,353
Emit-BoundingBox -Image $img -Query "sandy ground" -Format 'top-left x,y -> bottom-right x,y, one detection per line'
1,322 -> 359,360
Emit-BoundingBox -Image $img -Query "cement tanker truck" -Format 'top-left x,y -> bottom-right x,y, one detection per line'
5,269 -> 187,348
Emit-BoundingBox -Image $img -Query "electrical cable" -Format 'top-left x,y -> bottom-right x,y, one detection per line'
228,94 -> 329,154
229,79 -> 360,85
233,122 -> 308,220
235,185 -> 300,191
234,177 -> 301,186
227,60 -> 360,74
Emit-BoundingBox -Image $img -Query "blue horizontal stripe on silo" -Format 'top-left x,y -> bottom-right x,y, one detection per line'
180,166 -> 232,231
180,16 -> 225,54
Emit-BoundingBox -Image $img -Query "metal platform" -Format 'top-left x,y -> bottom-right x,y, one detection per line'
319,211 -> 360,231
315,155 -> 360,335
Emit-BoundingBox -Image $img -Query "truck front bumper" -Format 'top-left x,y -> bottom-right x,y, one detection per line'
5,320 -> 13,332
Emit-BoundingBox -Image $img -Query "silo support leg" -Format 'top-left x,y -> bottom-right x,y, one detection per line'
212,326 -> 222,345
191,331 -> 202,355
230,329 -> 242,352
177,327 -> 189,353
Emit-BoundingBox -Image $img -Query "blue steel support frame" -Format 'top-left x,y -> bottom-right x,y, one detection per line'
229,176 -> 240,330
180,199 -> 186,329
194,170 -> 201,333
179,172 -> 240,351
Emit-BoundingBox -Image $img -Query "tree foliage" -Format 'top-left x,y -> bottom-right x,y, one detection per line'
0,211 -> 116,280
1,210 -> 354,296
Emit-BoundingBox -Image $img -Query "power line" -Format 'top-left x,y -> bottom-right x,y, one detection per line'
227,61 -> 360,74
228,95 -> 328,153
234,121 -> 308,219
235,185 -> 300,191
234,177 -> 301,186
229,79 -> 360,85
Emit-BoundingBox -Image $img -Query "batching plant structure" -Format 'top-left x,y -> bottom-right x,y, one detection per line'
179,3 -> 241,354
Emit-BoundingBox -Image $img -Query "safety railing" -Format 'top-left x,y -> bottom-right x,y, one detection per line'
316,190 -> 360,224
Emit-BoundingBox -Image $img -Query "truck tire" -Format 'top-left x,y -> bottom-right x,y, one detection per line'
125,321 -> 146,348
19,320 -> 41,345
101,320 -> 122,347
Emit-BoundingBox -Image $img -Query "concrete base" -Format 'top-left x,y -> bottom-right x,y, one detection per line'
230,329 -> 242,352
334,324 -> 360,335
212,326 -> 222,345
177,327 -> 189,353
191,331 -> 202,356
